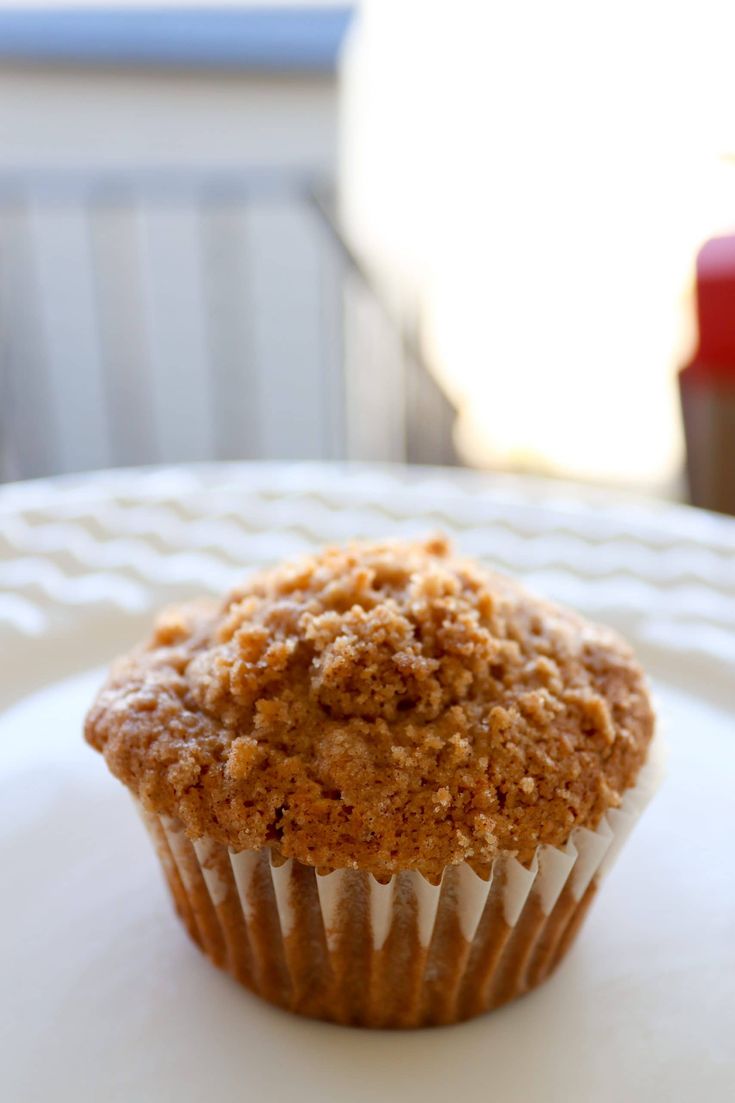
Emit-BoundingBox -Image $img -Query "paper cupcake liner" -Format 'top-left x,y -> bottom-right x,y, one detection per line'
138,736 -> 664,1028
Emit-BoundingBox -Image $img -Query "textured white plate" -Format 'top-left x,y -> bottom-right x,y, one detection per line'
1,463 -> 734,1103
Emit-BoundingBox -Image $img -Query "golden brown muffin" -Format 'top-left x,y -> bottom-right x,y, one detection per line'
85,537 -> 657,1026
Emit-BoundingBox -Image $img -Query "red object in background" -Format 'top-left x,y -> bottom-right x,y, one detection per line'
684,235 -> 735,378
679,235 -> 735,515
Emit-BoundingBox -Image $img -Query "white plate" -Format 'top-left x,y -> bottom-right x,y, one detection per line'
1,463 -> 734,1103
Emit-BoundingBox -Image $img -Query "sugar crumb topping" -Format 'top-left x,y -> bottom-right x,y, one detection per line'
85,537 -> 654,877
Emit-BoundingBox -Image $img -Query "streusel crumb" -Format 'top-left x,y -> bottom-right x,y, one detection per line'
85,537 -> 654,878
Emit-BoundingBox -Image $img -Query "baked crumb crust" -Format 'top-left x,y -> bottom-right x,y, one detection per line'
85,537 -> 654,878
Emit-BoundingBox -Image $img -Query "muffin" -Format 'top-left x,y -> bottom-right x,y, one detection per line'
85,536 -> 660,1027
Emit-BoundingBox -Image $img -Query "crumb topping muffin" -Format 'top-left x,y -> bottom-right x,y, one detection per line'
85,537 -> 654,879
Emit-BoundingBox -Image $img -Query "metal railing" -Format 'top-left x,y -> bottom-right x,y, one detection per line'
0,169 -> 456,481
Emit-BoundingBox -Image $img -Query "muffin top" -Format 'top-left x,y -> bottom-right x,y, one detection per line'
85,537 -> 654,879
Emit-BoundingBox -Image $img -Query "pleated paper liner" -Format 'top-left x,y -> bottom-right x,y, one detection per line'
138,736 -> 664,1028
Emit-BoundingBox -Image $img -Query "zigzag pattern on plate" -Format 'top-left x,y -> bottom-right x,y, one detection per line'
1,464 -> 734,666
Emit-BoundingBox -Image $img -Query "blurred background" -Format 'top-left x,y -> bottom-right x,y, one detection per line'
1,1 -> 734,512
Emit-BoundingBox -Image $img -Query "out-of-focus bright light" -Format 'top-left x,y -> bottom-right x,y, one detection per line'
343,0 -> 735,490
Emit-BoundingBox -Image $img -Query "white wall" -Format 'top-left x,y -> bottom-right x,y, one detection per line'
0,60 -> 346,478
0,65 -> 337,173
